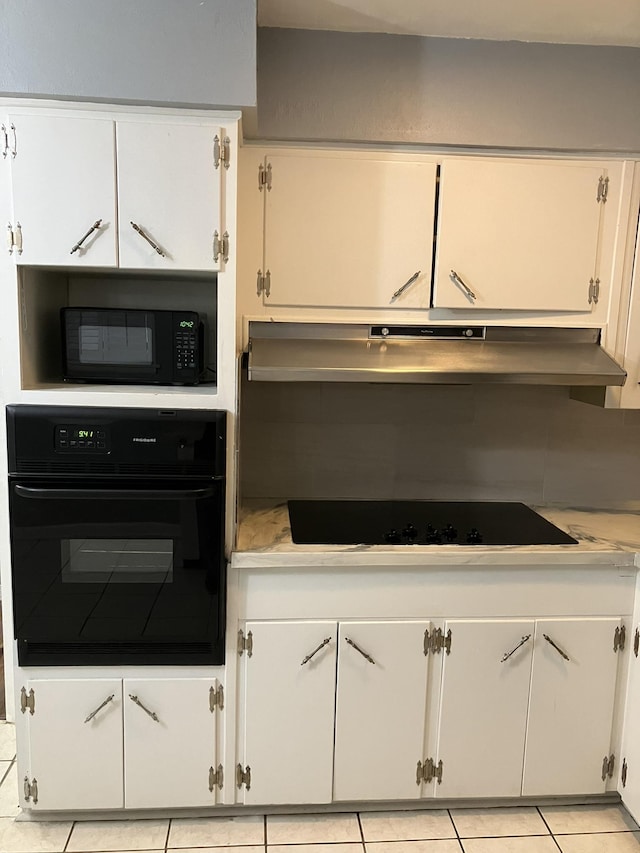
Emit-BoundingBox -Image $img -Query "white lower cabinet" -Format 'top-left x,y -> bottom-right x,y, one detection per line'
20,678 -> 124,811
435,617 -> 622,799
620,577 -> 640,822
239,620 -> 338,805
522,618 -> 621,796
239,619 -> 434,805
240,615 -> 624,805
20,676 -> 221,811
435,620 -> 534,798
333,620 -> 432,801
124,678 -> 220,809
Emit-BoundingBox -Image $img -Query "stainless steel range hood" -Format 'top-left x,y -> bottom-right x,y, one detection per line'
247,323 -> 626,387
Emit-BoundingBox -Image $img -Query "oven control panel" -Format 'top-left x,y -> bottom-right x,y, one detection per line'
55,425 -> 109,452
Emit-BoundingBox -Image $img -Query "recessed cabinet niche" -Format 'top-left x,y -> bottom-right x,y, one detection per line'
4,113 -> 228,271
18,267 -> 217,391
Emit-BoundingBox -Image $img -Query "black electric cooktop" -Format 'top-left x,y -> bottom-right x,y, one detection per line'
287,500 -> 578,546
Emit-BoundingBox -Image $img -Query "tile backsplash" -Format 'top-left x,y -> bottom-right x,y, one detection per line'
240,379 -> 640,507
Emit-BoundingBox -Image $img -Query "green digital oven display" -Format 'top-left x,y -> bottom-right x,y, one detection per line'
179,320 -> 194,328
75,428 -> 95,439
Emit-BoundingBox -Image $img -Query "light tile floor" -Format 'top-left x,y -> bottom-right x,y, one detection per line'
0,724 -> 639,853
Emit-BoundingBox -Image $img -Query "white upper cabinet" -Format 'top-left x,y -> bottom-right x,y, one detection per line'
262,152 -> 437,309
433,158 -> 607,311
5,111 -> 229,271
117,121 -> 224,271
7,114 -> 118,267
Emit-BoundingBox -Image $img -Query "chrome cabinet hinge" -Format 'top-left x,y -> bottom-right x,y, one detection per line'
634,627 -> 639,658
601,753 -> 615,781
588,277 -> 600,305
213,134 -> 231,170
622,758 -> 628,787
258,162 -> 272,191
213,230 -> 230,263
20,687 -> 35,715
614,624 -> 626,653
238,628 -> 253,657
209,764 -> 224,791
256,269 -> 271,298
597,175 -> 609,203
6,222 -> 22,256
416,758 -> 443,785
23,776 -> 38,804
423,627 -> 452,655
209,684 -> 224,712
236,763 -> 251,790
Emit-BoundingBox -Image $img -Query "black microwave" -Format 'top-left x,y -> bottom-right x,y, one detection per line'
61,307 -> 210,385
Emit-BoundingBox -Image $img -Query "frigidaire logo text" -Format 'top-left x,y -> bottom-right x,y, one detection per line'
132,437 -> 157,443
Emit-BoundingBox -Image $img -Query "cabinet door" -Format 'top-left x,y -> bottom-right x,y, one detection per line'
433,159 -> 605,311
263,153 -> 437,308
124,677 -> 219,808
8,114 -> 118,266
241,620 -> 337,805
620,577 -> 640,821
523,618 -> 621,795
435,619 -> 534,798
21,678 -> 123,810
333,620 -> 431,801
117,121 -> 223,271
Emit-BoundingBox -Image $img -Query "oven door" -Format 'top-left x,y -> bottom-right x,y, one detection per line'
9,479 -> 225,665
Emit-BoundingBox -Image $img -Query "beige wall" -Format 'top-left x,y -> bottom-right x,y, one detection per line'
240,379 -> 640,507
256,28 -> 640,152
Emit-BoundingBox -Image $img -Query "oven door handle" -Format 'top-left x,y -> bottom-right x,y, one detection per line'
13,485 -> 216,500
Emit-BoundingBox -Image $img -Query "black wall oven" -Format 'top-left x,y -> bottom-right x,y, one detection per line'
7,405 -> 226,666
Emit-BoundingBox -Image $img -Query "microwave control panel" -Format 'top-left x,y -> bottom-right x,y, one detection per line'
55,425 -> 109,452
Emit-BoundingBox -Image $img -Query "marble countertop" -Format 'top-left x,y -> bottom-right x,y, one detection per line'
232,501 -> 640,569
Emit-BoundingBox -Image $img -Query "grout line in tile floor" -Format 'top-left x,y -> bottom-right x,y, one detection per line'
446,809 -> 465,850
0,757 -> 14,787
537,806 -> 565,851
62,819 -> 75,853
164,817 -> 172,853
264,814 -> 268,852
356,812 -> 365,850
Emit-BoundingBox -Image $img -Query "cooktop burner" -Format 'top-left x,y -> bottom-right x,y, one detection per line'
287,501 -> 578,546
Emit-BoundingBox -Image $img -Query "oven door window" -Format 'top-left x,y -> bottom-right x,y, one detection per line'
9,481 -> 224,663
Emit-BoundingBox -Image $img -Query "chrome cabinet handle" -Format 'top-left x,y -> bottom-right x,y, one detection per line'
501,634 -> 532,663
450,269 -> 476,300
84,693 -> 115,723
14,222 -> 22,255
301,637 -> 331,666
129,693 -> 160,722
543,633 -> 570,661
1,124 -> 8,158
70,219 -> 102,255
10,123 -> 16,158
345,636 -> 376,665
130,221 -> 165,256
6,223 -> 13,255
391,270 -> 421,301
